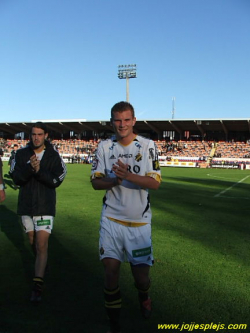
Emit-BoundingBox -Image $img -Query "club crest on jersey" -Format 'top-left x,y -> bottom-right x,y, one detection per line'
135,153 -> 142,162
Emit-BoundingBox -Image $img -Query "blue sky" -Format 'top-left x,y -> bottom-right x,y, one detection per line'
0,0 -> 249,122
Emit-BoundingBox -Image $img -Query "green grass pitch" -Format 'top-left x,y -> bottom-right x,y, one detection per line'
1,162 -> 250,333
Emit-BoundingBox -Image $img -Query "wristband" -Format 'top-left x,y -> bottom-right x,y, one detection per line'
0,184 -> 4,190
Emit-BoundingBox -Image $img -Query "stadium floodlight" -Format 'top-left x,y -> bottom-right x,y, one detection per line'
118,64 -> 137,102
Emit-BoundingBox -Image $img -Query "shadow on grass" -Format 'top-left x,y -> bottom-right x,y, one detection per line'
0,205 -> 35,332
3,173 -> 18,191
0,215 -> 105,332
0,212 -> 162,333
0,205 -> 34,279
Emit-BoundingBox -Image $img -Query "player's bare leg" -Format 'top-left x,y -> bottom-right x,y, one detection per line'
131,265 -> 152,318
30,230 -> 50,302
35,230 -> 50,277
26,230 -> 36,256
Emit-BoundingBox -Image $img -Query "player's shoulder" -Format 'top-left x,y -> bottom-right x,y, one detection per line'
45,141 -> 59,155
16,144 -> 30,155
97,136 -> 116,148
135,135 -> 155,146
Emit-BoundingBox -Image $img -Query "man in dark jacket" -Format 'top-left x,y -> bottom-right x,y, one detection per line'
0,155 -> 5,202
8,144 -> 19,189
10,122 -> 67,302
8,143 -> 18,167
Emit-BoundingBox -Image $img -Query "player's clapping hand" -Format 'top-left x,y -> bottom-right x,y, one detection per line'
112,159 -> 129,181
30,155 -> 40,173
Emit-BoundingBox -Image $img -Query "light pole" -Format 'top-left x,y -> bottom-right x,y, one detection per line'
172,97 -> 175,119
118,64 -> 137,102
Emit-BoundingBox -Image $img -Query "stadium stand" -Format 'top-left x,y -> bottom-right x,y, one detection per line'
1,138 -> 249,168
0,119 -> 250,168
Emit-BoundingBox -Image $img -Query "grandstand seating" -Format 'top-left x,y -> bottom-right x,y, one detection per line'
155,140 -> 250,160
214,141 -> 250,159
155,140 -> 211,161
1,139 -> 98,156
1,139 -> 250,165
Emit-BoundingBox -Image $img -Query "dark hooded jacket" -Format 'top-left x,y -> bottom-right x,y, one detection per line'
10,140 -> 67,216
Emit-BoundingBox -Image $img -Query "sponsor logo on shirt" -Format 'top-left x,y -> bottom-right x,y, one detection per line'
109,142 -> 117,150
149,148 -> 155,159
134,142 -> 142,149
91,159 -> 98,170
118,153 -> 133,158
153,160 -> 160,171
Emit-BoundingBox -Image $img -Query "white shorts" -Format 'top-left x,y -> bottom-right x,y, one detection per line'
99,216 -> 154,266
21,215 -> 54,234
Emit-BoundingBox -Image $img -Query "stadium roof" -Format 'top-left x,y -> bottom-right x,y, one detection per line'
0,118 -> 250,139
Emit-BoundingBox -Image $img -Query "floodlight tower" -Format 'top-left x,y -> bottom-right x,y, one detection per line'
172,97 -> 175,119
118,64 -> 137,102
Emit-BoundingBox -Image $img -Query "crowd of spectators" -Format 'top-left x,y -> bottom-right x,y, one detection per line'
155,140 -> 211,159
1,138 -> 250,165
155,139 -> 250,161
0,138 -> 99,164
213,141 -> 250,159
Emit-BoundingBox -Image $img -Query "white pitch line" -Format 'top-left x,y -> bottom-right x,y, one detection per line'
207,173 -> 228,179
214,175 -> 250,198
218,195 -> 250,200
